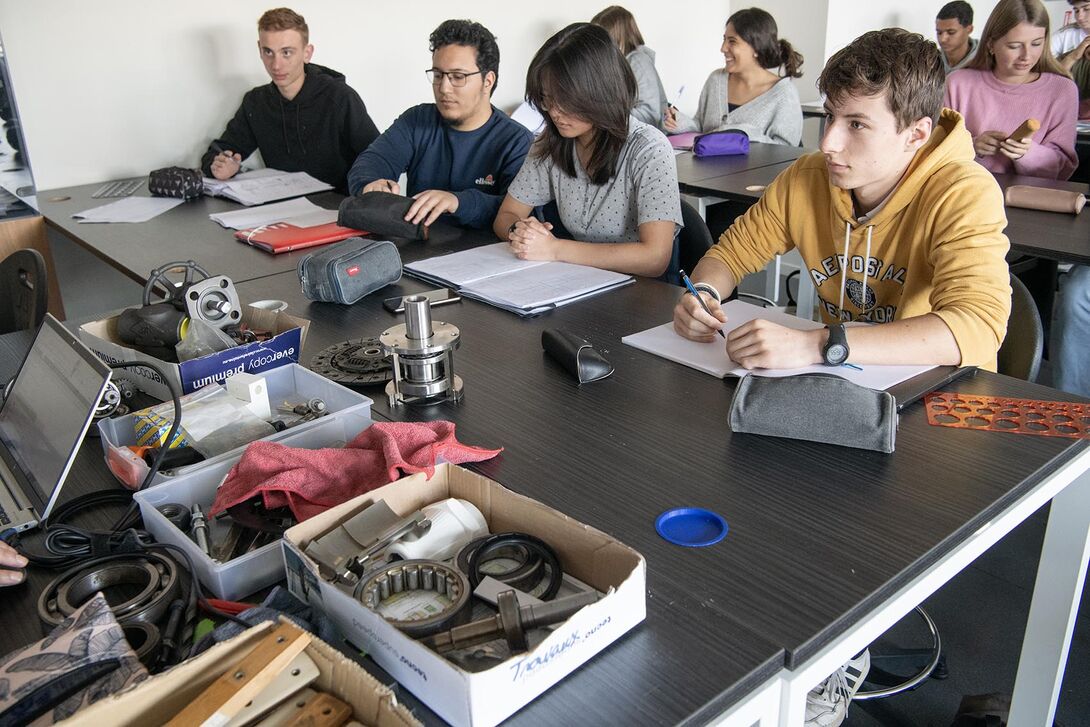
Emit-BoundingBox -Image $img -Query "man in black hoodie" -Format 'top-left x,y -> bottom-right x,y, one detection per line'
201,8 -> 379,195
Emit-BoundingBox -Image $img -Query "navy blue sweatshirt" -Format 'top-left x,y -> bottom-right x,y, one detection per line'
347,104 -> 532,229
201,63 -> 379,195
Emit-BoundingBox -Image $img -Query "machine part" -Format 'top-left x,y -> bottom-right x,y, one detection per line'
422,589 -> 600,655
122,621 -> 162,668
456,536 -> 545,593
94,381 -> 129,419
304,501 -> 431,585
37,552 -> 182,628
466,533 -> 563,601
381,295 -> 463,406
142,260 -> 212,307
190,504 -> 211,556
157,502 -> 192,533
158,598 -> 186,668
352,559 -> 471,638
117,302 -> 188,350
184,275 -> 242,330
310,338 -> 393,386
386,498 -> 488,562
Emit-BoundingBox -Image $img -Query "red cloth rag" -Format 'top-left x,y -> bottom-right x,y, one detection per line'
209,421 -> 501,522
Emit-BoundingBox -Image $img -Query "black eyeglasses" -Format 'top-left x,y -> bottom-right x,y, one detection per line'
425,69 -> 483,87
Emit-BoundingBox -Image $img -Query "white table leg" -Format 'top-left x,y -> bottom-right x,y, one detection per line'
1008,465 -> 1090,726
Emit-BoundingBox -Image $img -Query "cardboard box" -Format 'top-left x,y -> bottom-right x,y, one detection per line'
78,305 -> 310,400
282,463 -> 647,727
61,618 -> 421,726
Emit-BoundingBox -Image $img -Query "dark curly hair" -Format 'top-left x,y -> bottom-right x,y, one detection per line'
429,19 -> 501,96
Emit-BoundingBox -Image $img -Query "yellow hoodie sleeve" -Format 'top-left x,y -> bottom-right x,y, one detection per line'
925,172 -> 1011,369
702,164 -> 796,282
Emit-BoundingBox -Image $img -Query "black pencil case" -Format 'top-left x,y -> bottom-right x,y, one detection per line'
298,237 -> 402,304
541,329 -> 614,384
338,192 -> 429,241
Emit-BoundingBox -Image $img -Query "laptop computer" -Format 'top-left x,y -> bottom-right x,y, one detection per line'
0,314 -> 111,534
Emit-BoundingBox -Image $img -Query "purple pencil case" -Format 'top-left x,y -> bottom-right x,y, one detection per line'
693,130 -> 750,157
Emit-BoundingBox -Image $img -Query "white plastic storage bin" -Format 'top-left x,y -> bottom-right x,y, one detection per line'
133,408 -> 375,600
99,363 -> 371,488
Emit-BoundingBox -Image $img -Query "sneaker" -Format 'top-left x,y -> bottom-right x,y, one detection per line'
804,649 -> 871,727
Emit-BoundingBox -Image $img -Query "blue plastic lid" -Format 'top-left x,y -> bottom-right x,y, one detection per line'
655,508 -> 729,547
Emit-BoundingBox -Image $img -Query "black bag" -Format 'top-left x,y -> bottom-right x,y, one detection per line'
298,237 -> 402,304
338,192 -> 429,241
148,167 -> 203,200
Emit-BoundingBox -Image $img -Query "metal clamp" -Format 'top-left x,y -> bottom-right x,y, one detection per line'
353,559 -> 470,637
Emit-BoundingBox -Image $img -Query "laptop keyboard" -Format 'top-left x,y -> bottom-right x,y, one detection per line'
92,178 -> 144,198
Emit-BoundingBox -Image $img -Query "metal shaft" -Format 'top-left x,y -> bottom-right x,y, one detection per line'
403,295 -> 433,340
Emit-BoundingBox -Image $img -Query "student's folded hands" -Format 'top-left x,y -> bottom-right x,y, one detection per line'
407,189 -> 459,226
508,217 -> 557,261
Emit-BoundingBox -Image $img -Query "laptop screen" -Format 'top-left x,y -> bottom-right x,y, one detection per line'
0,315 -> 111,515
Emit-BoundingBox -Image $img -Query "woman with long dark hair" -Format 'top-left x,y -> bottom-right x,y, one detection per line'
944,0 -> 1078,179
665,7 -> 803,145
494,23 -> 682,278
592,5 -> 669,130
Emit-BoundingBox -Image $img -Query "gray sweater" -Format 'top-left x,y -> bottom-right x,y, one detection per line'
676,69 -> 802,146
626,46 -> 669,130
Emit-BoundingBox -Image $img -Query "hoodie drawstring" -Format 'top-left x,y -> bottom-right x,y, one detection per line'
279,96 -> 290,155
838,221 -> 874,320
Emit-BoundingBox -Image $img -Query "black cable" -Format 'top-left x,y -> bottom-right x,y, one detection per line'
786,270 -> 800,309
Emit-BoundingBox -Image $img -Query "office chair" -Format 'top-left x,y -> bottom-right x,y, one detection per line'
997,273 -> 1044,383
0,248 -> 48,334
678,198 -> 714,276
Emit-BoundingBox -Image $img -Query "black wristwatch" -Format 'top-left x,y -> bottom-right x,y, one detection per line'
822,324 -> 849,366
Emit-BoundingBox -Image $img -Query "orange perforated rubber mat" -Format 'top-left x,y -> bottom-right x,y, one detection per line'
924,392 -> 1090,440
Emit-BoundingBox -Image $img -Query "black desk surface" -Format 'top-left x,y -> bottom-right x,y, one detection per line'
993,173 -> 1090,266
675,143 -> 807,185
36,181 -> 347,285
678,161 -> 794,202
233,268 -> 1087,671
0,327 -> 786,726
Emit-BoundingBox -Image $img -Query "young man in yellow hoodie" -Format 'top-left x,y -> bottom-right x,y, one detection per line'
674,28 -> 1011,372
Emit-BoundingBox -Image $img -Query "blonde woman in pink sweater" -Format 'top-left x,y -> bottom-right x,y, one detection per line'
944,0 -> 1078,179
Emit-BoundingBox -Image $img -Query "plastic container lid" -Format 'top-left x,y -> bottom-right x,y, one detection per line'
655,507 -> 728,547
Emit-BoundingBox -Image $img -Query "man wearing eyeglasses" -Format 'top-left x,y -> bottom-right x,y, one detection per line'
347,19 -> 533,229
201,8 -> 379,195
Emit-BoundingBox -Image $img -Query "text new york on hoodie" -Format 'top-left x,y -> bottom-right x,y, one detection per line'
201,63 -> 379,195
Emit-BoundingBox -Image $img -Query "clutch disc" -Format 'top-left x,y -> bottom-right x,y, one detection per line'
310,338 -> 393,385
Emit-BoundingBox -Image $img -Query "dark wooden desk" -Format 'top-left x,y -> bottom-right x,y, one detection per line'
36,181 -> 346,285
993,173 -> 1090,266
675,143 -> 806,187
677,161 -> 793,203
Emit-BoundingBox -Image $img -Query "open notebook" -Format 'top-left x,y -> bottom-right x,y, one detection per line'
404,243 -> 633,316
622,299 -> 936,391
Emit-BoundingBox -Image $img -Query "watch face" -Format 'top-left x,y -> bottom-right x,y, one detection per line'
826,343 -> 848,366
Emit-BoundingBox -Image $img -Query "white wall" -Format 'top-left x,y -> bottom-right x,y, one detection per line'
746,0 -> 830,103
0,0 -> 730,190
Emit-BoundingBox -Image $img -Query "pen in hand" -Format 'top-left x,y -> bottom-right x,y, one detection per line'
680,269 -> 725,339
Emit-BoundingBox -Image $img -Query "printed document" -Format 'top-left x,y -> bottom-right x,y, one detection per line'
73,197 -> 184,223
202,169 -> 332,206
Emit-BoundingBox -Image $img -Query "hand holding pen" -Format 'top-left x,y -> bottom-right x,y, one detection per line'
674,269 -> 727,341
209,142 -> 242,181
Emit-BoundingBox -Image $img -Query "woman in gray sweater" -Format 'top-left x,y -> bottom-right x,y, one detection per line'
666,7 -> 804,146
592,6 -> 670,130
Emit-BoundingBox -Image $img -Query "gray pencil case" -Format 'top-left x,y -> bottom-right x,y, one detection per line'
728,373 -> 897,453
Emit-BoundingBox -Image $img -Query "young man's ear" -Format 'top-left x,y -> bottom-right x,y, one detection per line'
483,71 -> 496,93
965,23 -> 974,35
304,44 -> 314,63
905,116 -> 934,151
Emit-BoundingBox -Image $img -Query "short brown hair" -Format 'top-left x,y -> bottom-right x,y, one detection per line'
258,8 -> 308,45
590,6 -> 644,56
965,0 -> 1068,77
818,28 -> 944,132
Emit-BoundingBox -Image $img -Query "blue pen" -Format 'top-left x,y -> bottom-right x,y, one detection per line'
843,363 -> 863,371
680,269 -> 725,339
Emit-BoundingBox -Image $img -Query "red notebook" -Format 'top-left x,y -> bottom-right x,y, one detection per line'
234,221 -> 366,254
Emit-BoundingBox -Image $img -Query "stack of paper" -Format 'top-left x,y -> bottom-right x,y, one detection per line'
72,197 -> 184,223
621,300 -> 935,391
405,243 -> 633,316
202,169 -> 332,206
209,198 -> 338,230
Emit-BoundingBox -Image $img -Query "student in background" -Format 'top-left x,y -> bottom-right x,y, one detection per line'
494,23 -> 683,280
674,29 -> 1010,374
201,8 -> 379,195
936,1 -> 979,73
664,7 -> 803,146
944,0 -> 1078,180
1052,0 -> 1090,107
347,20 -> 532,229
591,6 -> 669,131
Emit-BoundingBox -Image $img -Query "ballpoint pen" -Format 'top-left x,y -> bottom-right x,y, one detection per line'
680,269 -> 725,339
